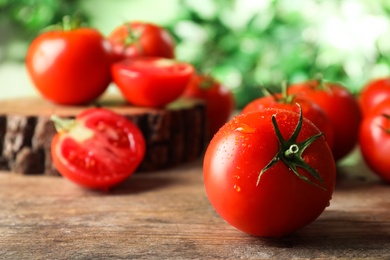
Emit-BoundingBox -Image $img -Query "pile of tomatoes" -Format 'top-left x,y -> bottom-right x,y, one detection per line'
25,16 -> 390,239
25,17 -> 235,191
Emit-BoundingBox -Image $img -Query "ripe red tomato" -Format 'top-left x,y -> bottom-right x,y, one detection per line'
241,91 -> 334,149
288,80 -> 362,161
111,57 -> 194,107
26,25 -> 112,105
203,108 -> 336,237
108,21 -> 175,62
51,108 -> 146,190
359,77 -> 390,117
182,74 -> 235,138
359,109 -> 390,182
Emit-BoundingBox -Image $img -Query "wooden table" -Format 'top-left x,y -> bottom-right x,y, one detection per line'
1,151 -> 389,259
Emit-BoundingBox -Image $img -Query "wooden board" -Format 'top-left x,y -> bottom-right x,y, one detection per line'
0,96 -> 207,175
0,153 -> 390,259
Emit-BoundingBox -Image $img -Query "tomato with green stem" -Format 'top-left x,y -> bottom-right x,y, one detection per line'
288,79 -> 361,161
108,21 -> 175,62
182,74 -> 235,138
111,57 -> 194,108
241,83 -> 334,149
51,108 -> 146,191
26,16 -> 112,105
203,107 -> 336,237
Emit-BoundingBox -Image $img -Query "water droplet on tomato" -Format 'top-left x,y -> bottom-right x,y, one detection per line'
235,124 -> 256,134
234,185 -> 241,192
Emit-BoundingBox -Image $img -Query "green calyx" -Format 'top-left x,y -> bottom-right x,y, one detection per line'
199,76 -> 215,90
123,24 -> 143,53
257,106 -> 326,190
62,15 -> 82,31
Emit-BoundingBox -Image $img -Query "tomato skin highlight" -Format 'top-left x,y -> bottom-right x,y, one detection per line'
108,21 -> 175,62
241,94 -> 335,149
288,80 -> 361,161
111,57 -> 194,108
51,108 -> 146,190
26,28 -> 112,105
203,108 -> 336,237
359,77 -> 390,117
359,105 -> 390,182
182,74 -> 235,138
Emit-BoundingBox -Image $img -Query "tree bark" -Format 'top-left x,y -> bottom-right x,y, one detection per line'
0,96 -> 207,175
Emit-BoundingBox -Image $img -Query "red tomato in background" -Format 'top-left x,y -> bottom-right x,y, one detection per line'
111,57 -> 194,107
288,80 -> 362,162
26,27 -> 112,105
358,77 -> 390,117
108,21 -> 175,62
359,110 -> 390,182
51,108 -> 146,190
182,74 -> 235,138
241,92 -> 335,149
368,99 -> 390,116
203,108 -> 335,237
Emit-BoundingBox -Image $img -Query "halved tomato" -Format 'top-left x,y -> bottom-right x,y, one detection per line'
111,57 -> 194,107
51,108 -> 146,190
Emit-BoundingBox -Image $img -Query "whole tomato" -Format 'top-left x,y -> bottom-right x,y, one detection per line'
111,57 -> 194,107
108,21 -> 175,62
203,107 -> 336,237
26,18 -> 112,105
241,87 -> 334,149
51,108 -> 146,191
359,107 -> 390,182
182,74 -> 235,138
288,80 -> 362,161
359,77 -> 390,117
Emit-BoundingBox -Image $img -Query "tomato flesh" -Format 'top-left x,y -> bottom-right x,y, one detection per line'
52,108 -> 146,190
112,57 -> 194,107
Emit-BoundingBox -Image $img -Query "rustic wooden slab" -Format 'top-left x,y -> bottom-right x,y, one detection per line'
0,95 -> 207,175
0,153 -> 389,259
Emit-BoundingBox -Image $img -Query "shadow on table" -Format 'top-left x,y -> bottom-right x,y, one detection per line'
249,209 -> 390,257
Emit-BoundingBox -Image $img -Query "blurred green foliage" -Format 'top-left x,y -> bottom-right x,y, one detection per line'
0,0 -> 87,61
167,0 -> 390,107
1,0 -> 390,108
0,0 -> 81,33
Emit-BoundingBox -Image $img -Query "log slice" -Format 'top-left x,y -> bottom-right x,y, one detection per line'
0,95 -> 207,175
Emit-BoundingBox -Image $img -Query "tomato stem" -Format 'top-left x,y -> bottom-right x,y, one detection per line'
284,144 -> 299,158
262,81 -> 295,104
257,105 -> 326,190
62,14 -> 82,31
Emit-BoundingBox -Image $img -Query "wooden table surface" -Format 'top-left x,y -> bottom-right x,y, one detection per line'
0,151 -> 389,259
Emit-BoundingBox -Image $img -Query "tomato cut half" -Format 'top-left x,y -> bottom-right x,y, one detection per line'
111,57 -> 194,107
51,108 -> 146,190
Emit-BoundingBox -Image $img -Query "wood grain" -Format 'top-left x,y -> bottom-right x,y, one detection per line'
0,154 -> 390,259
